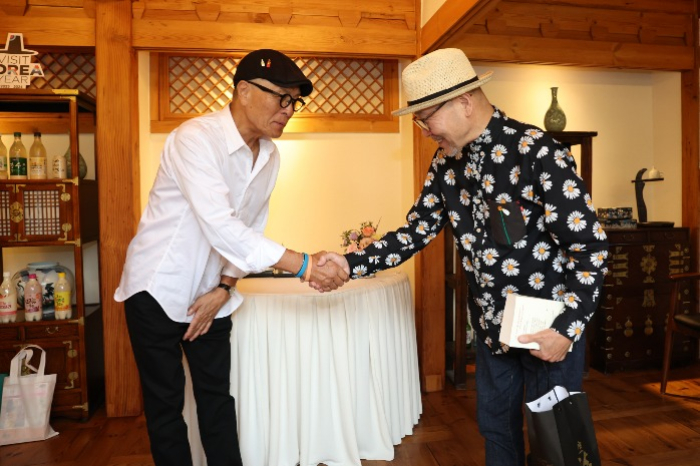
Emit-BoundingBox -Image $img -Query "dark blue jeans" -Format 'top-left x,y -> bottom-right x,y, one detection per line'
475,336 -> 586,466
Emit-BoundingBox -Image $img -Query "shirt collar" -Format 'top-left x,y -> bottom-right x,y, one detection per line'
220,104 -> 275,163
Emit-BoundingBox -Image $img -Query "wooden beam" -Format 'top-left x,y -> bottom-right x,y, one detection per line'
151,117 -> 399,134
95,0 -> 142,418
132,19 -> 416,57
0,0 -> 28,16
420,0 -> 500,54
338,10 -> 362,28
445,33 -> 694,71
194,2 -> 220,22
0,16 -> 94,47
519,0 -> 694,14
268,7 -> 292,24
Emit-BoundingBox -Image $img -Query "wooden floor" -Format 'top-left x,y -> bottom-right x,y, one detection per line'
2,364 -> 699,466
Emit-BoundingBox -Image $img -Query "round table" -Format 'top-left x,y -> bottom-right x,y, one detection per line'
184,270 -> 422,466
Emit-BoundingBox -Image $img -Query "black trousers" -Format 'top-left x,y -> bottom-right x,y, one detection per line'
125,291 -> 243,466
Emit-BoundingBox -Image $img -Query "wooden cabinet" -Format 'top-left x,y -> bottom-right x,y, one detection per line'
0,89 -> 103,420
590,227 -> 696,373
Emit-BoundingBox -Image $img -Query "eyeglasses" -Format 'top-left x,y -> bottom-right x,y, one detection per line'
245,80 -> 306,112
412,101 -> 448,131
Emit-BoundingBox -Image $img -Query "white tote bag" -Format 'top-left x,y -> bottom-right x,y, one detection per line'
0,344 -> 58,445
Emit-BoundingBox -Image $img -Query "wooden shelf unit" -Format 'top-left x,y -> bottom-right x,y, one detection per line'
0,89 -> 103,420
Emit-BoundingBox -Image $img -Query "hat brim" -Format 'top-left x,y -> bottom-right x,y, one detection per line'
392,71 -> 493,117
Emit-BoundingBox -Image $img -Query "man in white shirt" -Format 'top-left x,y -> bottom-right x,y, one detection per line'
114,49 -> 349,466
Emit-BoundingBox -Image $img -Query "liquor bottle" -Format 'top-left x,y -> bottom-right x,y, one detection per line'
0,271 -> 17,323
0,133 -> 7,180
28,131 -> 47,180
54,271 -> 72,320
9,132 -> 28,180
51,148 -> 67,179
24,273 -> 43,322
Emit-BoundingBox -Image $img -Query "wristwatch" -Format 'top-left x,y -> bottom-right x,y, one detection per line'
217,282 -> 235,296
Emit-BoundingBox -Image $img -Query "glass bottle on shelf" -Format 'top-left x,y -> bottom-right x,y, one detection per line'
0,271 -> 17,323
51,148 -> 67,179
54,272 -> 72,320
24,273 -> 43,322
9,132 -> 28,180
28,131 -> 47,180
0,133 -> 7,179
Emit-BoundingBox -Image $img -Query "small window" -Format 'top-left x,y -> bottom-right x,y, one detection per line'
150,52 -> 399,133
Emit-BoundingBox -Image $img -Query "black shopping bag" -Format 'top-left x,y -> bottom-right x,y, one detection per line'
525,385 -> 601,466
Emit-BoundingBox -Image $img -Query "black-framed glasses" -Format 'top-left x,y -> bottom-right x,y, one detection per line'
412,100 -> 448,131
246,80 -> 306,112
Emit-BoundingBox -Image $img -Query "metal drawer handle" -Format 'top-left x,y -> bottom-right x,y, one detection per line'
46,326 -> 60,335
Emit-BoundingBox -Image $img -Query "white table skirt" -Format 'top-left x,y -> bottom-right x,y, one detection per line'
184,270 -> 422,466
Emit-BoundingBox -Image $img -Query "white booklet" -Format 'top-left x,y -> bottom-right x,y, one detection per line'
499,294 -> 565,350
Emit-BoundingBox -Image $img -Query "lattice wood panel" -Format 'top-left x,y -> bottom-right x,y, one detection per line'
168,56 -> 239,114
302,58 -> 385,115
22,189 -> 62,237
29,53 -> 96,99
153,53 -> 399,133
0,190 -> 11,238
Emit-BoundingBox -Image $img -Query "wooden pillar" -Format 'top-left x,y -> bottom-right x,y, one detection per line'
95,0 -> 142,417
413,131 -> 446,392
681,0 -> 700,272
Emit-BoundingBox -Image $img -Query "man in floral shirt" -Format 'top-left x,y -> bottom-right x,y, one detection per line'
321,49 -> 608,465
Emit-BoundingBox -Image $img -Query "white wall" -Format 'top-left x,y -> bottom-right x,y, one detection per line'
421,0 -> 446,27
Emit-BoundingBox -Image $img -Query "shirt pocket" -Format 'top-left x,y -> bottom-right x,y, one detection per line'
487,199 -> 526,247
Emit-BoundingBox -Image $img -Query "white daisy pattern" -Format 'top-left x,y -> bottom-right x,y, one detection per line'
540,172 -> 553,191
501,259 -> 520,276
491,144 -> 507,163
562,179 -> 581,199
532,241 -> 551,261
344,106 -> 608,354
445,169 -> 456,186
567,320 -> 585,342
544,203 -> 558,223
482,248 -> 499,266
567,211 -> 587,232
482,174 -> 496,193
528,272 -> 545,290
509,166 -> 520,185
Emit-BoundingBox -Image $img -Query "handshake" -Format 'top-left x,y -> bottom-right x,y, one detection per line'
305,251 -> 351,293
275,250 -> 351,293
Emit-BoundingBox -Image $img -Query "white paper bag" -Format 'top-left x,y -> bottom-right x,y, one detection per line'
0,345 -> 58,445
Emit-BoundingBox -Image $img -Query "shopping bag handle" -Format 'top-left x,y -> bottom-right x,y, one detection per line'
9,344 -> 47,382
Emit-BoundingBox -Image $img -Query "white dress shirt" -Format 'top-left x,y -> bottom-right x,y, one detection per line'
114,104 -> 286,322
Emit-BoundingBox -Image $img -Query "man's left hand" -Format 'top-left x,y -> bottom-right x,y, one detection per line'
518,329 -> 572,362
184,283 -> 235,341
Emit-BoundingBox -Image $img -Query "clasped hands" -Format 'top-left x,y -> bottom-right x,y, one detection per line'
304,251 -> 351,293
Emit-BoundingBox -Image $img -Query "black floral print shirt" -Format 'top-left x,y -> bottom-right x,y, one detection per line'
346,107 -> 609,354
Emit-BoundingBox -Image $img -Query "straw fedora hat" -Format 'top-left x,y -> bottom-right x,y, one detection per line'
393,48 -> 493,116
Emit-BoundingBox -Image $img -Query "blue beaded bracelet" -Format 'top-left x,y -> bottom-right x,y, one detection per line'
295,253 -> 309,278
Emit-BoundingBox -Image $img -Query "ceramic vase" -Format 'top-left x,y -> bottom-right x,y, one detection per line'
64,147 -> 88,179
544,87 -> 567,132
